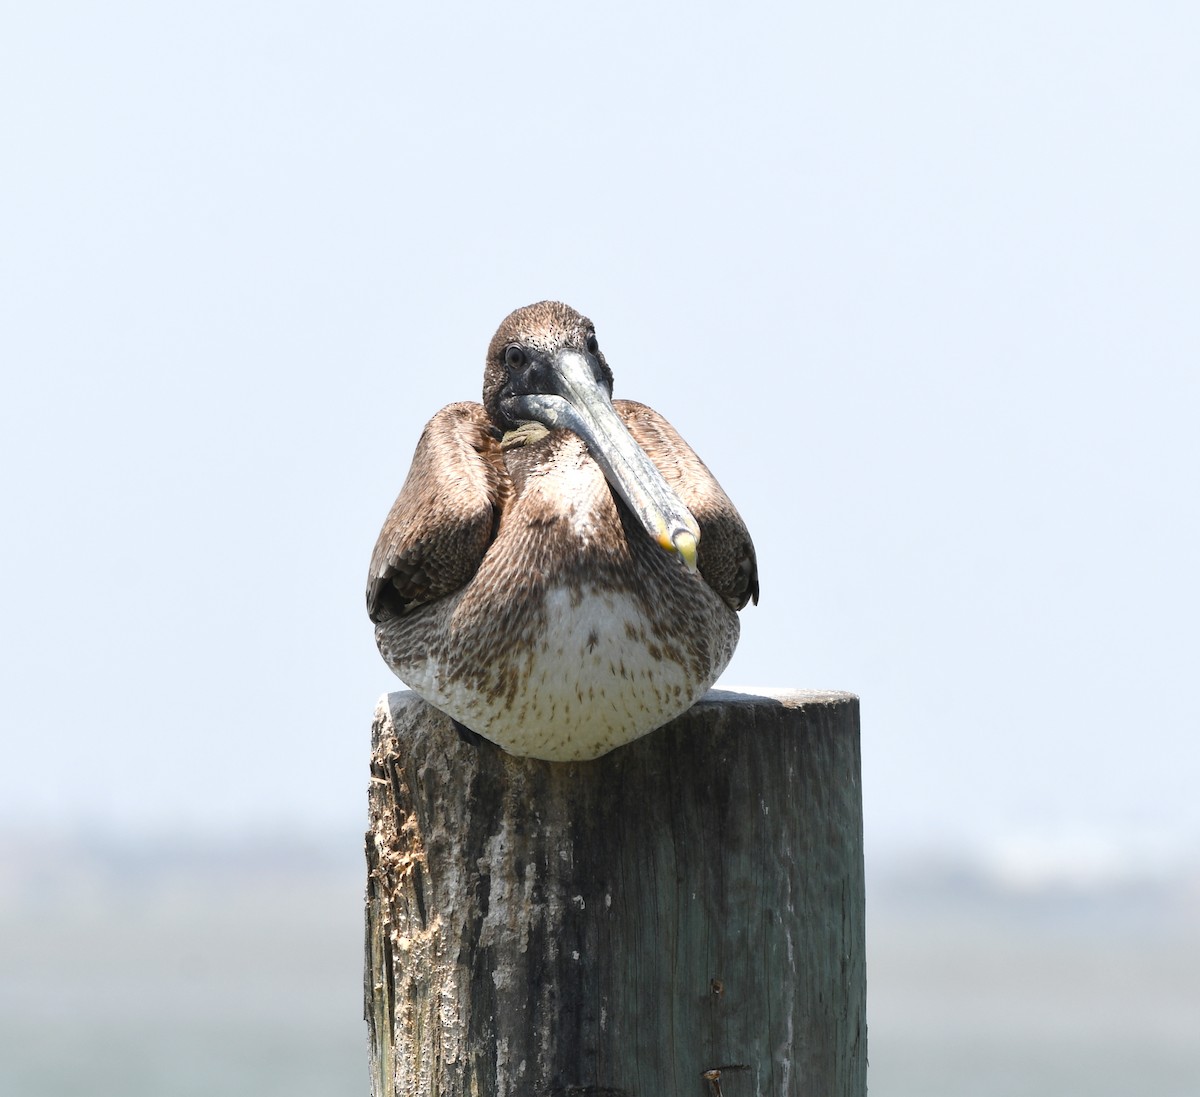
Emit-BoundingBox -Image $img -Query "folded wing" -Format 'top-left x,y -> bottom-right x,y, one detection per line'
616,399 -> 759,611
366,402 -> 507,622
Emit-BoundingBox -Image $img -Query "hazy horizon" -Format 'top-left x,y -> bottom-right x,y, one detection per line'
3,826 -> 1197,1097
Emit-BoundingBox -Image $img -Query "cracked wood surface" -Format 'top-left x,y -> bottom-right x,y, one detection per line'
365,688 -> 866,1097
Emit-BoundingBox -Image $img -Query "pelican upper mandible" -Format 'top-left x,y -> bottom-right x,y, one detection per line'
367,301 -> 758,761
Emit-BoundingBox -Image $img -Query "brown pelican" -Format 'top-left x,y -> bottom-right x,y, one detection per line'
367,301 -> 757,760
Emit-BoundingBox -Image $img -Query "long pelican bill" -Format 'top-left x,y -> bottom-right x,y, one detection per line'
503,348 -> 701,571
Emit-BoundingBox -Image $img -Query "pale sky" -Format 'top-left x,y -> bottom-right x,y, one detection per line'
2,3 -> 1197,863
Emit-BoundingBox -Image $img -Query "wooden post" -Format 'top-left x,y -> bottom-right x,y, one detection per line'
365,688 -> 866,1097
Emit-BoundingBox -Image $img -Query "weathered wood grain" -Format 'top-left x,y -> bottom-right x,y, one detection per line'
365,688 -> 865,1097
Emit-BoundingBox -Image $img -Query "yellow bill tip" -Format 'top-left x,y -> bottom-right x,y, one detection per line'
672,529 -> 699,572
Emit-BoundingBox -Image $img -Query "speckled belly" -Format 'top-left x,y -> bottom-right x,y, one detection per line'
378,582 -> 738,761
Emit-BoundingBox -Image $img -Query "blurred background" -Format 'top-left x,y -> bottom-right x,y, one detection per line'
2,2 -> 1197,1094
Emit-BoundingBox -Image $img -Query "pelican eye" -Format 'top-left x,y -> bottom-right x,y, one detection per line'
585,333 -> 599,355
504,344 -> 526,370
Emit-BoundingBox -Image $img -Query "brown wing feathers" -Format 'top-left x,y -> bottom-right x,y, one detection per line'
616,400 -> 759,611
366,402 -> 506,622
368,398 -> 756,621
